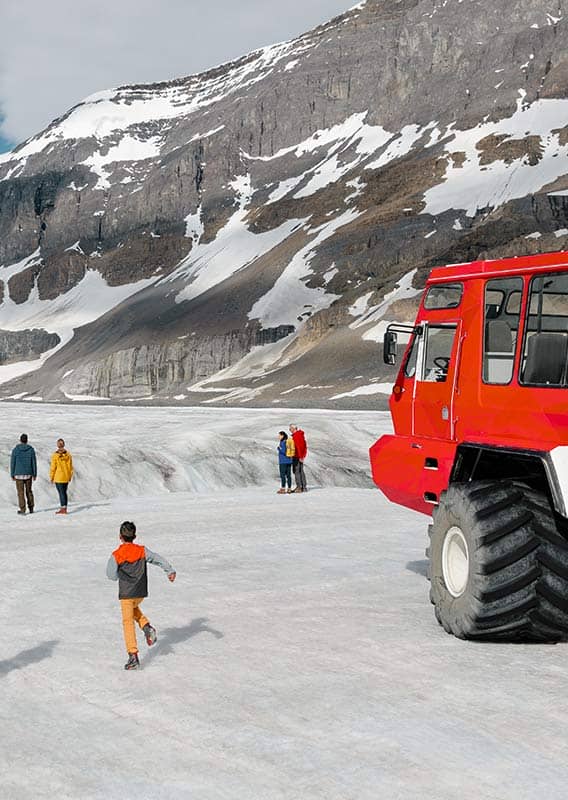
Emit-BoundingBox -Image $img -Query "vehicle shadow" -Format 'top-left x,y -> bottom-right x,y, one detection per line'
406,559 -> 429,578
0,639 -> 59,677
143,617 -> 224,666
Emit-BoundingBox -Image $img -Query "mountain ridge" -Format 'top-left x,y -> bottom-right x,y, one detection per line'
1,0 -> 568,408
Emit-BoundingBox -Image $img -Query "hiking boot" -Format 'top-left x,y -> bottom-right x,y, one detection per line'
124,652 -> 140,670
17,510 -> 25,515
143,624 -> 157,646
286,488 -> 293,494
28,509 -> 34,514
277,488 -> 286,494
55,508 -> 67,515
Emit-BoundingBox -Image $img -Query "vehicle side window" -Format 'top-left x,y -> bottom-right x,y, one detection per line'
404,334 -> 419,378
520,272 -> 568,387
483,277 -> 522,384
421,326 -> 457,383
424,283 -> 463,310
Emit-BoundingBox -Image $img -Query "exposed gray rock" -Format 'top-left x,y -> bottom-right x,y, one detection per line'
0,329 -> 60,364
59,328 -> 285,399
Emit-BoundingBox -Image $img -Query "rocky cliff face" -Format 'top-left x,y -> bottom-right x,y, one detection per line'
0,329 -> 60,364
1,0 -> 568,407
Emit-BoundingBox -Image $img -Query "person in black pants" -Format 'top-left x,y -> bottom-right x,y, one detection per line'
277,431 -> 294,494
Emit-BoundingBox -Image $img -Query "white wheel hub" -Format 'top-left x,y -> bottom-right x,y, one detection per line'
442,526 -> 469,597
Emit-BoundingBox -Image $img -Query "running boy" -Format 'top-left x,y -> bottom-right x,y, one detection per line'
106,521 -> 176,670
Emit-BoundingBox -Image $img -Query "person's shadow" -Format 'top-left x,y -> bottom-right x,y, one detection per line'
67,503 -> 110,516
143,618 -> 223,666
0,640 -> 59,677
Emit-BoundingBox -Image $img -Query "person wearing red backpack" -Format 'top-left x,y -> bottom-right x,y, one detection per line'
289,424 -> 308,493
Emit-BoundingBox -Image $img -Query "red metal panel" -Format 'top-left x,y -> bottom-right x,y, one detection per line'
370,434 -> 457,516
428,250 -> 568,283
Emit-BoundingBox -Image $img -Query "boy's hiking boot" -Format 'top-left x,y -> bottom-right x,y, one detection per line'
143,624 -> 157,646
124,652 -> 140,670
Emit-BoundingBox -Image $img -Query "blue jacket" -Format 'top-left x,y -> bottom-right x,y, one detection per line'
11,443 -> 37,478
278,440 -> 293,465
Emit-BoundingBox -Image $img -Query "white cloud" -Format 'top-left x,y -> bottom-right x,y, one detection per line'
0,0 -> 357,146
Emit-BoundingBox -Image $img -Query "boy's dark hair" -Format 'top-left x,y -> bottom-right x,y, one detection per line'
20,433 -> 28,444
279,431 -> 288,439
120,521 -> 137,541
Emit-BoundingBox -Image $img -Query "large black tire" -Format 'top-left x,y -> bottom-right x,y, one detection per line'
428,480 -> 568,641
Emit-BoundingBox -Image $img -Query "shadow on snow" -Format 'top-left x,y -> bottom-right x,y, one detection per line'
406,559 -> 429,578
0,639 -> 59,677
143,617 -> 223,666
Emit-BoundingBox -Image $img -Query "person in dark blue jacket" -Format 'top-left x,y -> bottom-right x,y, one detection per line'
10,433 -> 37,515
277,431 -> 294,494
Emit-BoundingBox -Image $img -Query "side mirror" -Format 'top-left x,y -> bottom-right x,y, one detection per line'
384,330 -> 398,365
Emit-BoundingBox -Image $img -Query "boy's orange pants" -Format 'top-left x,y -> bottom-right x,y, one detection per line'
120,598 -> 150,653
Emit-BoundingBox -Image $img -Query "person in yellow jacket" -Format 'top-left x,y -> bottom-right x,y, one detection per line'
50,438 -> 73,515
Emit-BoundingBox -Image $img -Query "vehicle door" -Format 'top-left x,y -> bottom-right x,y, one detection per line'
412,321 -> 462,440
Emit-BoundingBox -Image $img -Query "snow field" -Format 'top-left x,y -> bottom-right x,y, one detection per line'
0,405 -> 381,509
2,405 -> 568,798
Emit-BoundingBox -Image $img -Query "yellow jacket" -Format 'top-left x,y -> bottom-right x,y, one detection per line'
50,450 -> 73,483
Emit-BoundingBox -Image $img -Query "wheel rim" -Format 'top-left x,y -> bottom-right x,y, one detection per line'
442,526 -> 469,597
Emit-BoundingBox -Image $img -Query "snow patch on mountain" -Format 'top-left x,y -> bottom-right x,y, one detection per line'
184,206 -> 204,244
350,270 -> 420,343
0,248 -> 42,282
257,112 -> 393,203
81,135 -> 162,190
349,292 -> 374,318
202,382 -> 275,404
187,125 -> 225,144
171,174 -> 308,305
331,382 -> 393,399
423,98 -> 568,216
0,268 -> 156,386
249,208 -> 360,328
365,124 -> 427,170
189,333 -> 297,392
262,113 -> 430,205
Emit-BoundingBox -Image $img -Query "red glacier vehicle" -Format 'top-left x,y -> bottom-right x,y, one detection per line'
370,251 -> 568,641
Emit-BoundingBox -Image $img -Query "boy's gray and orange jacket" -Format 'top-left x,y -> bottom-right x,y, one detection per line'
106,542 -> 174,599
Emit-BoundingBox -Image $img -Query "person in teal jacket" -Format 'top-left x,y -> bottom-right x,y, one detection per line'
10,433 -> 37,515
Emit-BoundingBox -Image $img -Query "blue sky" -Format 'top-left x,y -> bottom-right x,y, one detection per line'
0,134 -> 12,154
1,0 -> 358,151
0,112 -> 12,152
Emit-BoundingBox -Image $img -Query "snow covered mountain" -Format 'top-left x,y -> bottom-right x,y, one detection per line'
1,0 -> 568,407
